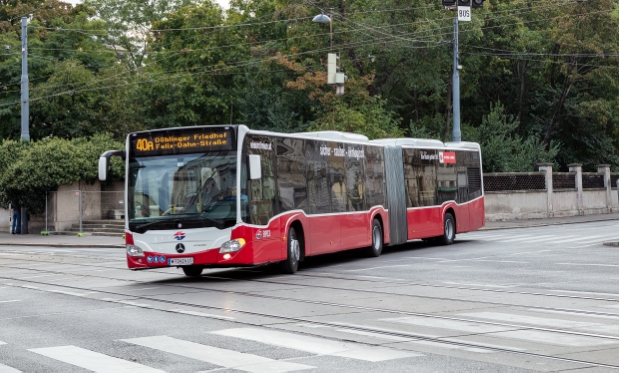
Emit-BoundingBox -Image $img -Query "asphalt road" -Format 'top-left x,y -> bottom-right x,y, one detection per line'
1,219 -> 619,372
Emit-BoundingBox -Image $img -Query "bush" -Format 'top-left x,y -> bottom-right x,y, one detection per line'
0,134 -> 124,213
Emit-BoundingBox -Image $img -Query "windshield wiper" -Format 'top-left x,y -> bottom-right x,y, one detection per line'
132,215 -> 226,233
195,214 -> 226,230
133,220 -> 170,233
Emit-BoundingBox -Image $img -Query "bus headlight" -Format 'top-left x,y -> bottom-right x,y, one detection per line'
127,245 -> 145,257
219,238 -> 246,253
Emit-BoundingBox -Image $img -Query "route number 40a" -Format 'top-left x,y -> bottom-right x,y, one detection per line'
458,6 -> 471,21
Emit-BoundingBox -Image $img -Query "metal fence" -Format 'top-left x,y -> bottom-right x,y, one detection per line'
46,191 -> 124,232
483,173 -> 546,192
582,173 -> 605,189
552,173 -> 576,190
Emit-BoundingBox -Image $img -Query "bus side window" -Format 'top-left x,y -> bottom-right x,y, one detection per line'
345,144 -> 365,211
328,142 -> 347,213
246,135 -> 276,225
306,140 -> 331,214
364,146 -> 386,208
467,151 -> 482,200
276,138 -> 307,213
402,149 -> 420,208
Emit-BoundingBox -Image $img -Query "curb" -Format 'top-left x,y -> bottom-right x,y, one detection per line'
481,216 -> 619,231
0,242 -> 124,248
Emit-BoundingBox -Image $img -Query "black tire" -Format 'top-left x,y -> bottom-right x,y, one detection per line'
281,226 -> 301,274
182,266 -> 203,277
438,212 -> 456,245
363,219 -> 384,257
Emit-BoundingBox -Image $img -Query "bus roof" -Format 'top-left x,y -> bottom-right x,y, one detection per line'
371,138 -> 480,151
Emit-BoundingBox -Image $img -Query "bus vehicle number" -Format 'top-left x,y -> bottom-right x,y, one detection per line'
136,139 -> 155,152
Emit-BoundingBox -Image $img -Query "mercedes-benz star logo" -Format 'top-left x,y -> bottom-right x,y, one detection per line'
175,243 -> 185,253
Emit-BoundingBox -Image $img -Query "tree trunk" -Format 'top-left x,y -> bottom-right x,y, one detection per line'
543,68 -> 572,147
516,60 -> 528,132
414,88 -> 419,123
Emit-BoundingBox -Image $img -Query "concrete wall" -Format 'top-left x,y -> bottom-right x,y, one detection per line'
0,208 -> 10,233
485,165 -> 619,221
485,191 -> 548,220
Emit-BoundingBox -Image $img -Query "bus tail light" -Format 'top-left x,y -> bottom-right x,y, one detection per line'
127,244 -> 145,257
219,238 -> 246,253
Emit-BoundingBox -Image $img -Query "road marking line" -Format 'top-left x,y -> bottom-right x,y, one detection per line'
0,300 -> 20,304
170,309 -> 235,320
488,330 -> 614,347
334,329 -> 412,342
458,312 -> 597,330
552,236 -> 605,244
381,316 -> 516,334
557,263 -> 619,268
0,363 -> 21,373
530,309 -> 619,320
211,328 -> 417,362
495,235 -> 556,243
121,335 -> 313,373
345,264 -> 412,272
29,345 -> 164,373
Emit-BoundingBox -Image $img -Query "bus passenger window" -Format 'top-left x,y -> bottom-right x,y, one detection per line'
328,142 -> 347,213
246,135 -> 276,225
364,146 -> 386,208
345,144 -> 365,211
276,138 -> 307,213
306,141 -> 331,214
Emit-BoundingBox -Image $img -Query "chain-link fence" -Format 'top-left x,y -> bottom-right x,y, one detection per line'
46,191 -> 124,232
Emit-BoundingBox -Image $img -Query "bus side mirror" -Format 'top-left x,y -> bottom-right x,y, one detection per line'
99,150 -> 125,181
249,154 -> 262,180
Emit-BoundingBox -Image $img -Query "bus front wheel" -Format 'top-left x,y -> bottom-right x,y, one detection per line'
363,219 -> 383,257
438,213 -> 456,245
182,266 -> 203,277
281,226 -> 300,274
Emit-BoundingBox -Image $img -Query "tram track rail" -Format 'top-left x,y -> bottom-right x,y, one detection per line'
2,260 -> 619,343
2,270 -> 619,370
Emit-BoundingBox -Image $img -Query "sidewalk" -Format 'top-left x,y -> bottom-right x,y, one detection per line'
483,212 -> 619,230
0,233 -> 124,248
0,213 -> 617,248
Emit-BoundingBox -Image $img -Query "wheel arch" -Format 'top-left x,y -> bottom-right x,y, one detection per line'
288,220 -> 306,261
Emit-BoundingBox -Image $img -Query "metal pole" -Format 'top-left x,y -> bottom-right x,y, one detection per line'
329,9 -> 333,51
45,192 -> 48,232
79,191 -> 83,233
20,17 -> 30,234
452,17 -> 461,143
21,17 -> 30,142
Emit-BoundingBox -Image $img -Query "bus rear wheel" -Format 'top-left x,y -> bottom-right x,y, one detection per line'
182,266 -> 203,277
363,219 -> 383,257
438,213 -> 456,245
281,226 -> 301,274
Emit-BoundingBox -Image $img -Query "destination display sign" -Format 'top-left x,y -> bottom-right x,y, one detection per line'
130,127 -> 235,156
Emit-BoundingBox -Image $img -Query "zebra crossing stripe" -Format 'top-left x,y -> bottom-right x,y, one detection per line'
0,363 -> 21,373
28,345 -> 164,373
211,328 -> 417,362
121,335 -> 314,373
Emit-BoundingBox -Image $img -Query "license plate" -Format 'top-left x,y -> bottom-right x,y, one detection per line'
169,258 -> 193,266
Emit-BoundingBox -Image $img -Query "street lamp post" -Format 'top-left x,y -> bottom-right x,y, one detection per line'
312,13 -> 332,51
20,17 -> 29,234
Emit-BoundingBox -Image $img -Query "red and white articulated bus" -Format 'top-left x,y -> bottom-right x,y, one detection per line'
99,125 -> 484,276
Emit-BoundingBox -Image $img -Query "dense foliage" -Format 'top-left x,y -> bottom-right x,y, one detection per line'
0,134 -> 124,212
1,0 -> 619,174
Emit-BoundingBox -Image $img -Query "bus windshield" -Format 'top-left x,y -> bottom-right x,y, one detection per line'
128,151 -> 238,233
